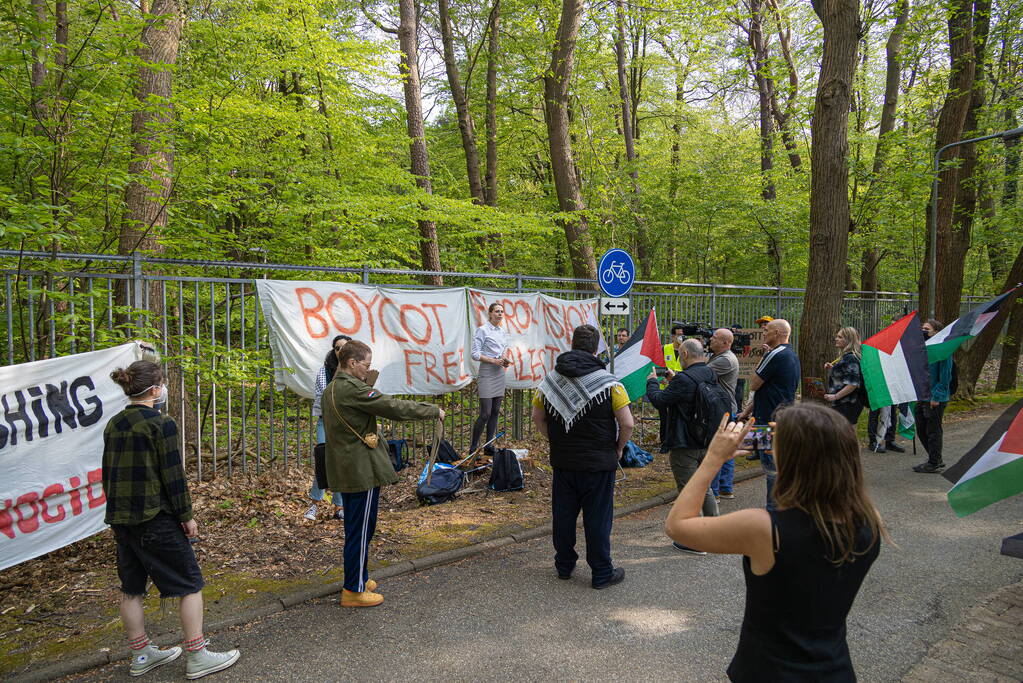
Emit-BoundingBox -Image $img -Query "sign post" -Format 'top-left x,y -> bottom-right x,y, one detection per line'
597,249 -> 636,374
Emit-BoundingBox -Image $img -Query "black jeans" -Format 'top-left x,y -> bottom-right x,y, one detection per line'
551,468 -> 615,585
832,401 -> 863,426
915,402 -> 946,465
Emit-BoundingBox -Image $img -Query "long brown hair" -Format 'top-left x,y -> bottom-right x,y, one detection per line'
772,402 -> 890,564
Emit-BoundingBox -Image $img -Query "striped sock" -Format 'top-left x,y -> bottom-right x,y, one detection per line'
183,635 -> 206,652
128,635 -> 150,651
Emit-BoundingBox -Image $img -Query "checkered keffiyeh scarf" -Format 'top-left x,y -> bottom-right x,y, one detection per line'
538,368 -> 620,431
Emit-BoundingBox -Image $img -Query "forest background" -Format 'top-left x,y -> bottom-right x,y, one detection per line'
1,0 -> 1022,387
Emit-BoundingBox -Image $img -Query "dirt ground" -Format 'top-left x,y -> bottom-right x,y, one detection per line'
0,431 -> 705,676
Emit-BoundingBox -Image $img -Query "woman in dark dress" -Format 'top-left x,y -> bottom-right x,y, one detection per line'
824,326 -> 864,425
665,403 -> 887,682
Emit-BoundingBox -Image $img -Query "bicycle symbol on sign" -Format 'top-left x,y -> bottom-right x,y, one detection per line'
601,260 -> 632,286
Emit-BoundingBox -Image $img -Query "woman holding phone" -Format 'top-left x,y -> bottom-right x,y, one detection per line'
470,302 -> 510,456
665,403 -> 886,681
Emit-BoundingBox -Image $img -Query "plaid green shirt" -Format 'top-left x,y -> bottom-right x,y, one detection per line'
102,405 -> 193,525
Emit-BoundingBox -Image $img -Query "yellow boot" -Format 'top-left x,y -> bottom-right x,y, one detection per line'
341,589 -> 383,608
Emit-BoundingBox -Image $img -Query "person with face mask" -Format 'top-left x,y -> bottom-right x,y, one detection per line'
913,319 -> 953,473
104,360 -> 240,679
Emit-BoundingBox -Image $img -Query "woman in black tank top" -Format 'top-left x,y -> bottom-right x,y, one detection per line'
664,402 -> 888,682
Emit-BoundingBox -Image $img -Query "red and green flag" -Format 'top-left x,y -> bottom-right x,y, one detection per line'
861,312 -> 931,411
944,398 -> 1023,517
613,309 -> 666,401
925,287 -> 1020,363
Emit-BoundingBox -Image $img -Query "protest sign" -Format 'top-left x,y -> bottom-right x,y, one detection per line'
256,281 -> 472,396
467,290 -> 600,389
1,342 -> 141,570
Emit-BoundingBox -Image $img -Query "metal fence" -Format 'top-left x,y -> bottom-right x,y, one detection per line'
0,249 -> 988,481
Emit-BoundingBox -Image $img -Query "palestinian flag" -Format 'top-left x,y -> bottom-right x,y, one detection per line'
944,398 -> 1023,517
614,309 -> 666,401
926,287 -> 1020,363
861,312 -> 931,411
897,403 -> 916,440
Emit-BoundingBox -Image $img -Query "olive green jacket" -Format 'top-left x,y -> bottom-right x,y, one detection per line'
322,370 -> 440,493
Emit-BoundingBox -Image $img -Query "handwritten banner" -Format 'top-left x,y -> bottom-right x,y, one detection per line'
467,289 -> 600,389
1,342 -> 141,571
257,281 -> 472,397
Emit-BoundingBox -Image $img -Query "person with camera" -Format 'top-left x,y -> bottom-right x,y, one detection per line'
707,328 -> 739,500
645,338 -> 720,554
323,341 -> 444,607
531,325 -> 634,589
471,302 -> 511,456
664,404 -> 886,682
739,319 -> 800,510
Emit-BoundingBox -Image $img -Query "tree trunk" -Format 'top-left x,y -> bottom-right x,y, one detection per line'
543,0 -> 596,285
958,245 -> 1023,395
398,0 -> 443,284
614,0 -> 648,278
749,0 -> 776,202
483,0 -> 505,269
798,0 -> 859,383
857,0 -> 909,295
918,0 -> 975,320
438,0 -> 484,204
766,0 -> 802,170
118,0 -> 182,260
996,296 -> 1023,391
988,110 -> 1019,284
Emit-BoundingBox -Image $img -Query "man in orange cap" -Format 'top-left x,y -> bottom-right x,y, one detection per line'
754,315 -> 774,329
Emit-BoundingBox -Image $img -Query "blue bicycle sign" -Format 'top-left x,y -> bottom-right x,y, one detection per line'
597,248 -> 635,298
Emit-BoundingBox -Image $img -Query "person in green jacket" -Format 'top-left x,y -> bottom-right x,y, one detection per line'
322,340 -> 443,607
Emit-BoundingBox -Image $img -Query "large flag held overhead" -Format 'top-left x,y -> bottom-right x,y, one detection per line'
926,286 -> 1020,363
861,312 -> 931,411
614,309 -> 666,401
944,398 -> 1023,517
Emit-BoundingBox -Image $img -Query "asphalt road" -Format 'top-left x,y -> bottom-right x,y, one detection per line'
71,407 -> 1023,682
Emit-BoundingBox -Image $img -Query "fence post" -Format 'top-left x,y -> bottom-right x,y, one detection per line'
775,286 -> 782,318
710,284 -> 717,327
361,264 -> 370,285
132,252 -> 144,332
513,273 -> 524,439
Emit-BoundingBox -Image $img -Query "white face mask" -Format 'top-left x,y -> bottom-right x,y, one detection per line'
155,384 -> 168,405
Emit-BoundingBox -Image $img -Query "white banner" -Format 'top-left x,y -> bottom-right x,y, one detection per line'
0,342 -> 142,570
467,290 -> 601,389
256,281 -> 473,396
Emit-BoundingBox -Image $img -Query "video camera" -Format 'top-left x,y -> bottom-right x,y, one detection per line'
678,322 -> 714,339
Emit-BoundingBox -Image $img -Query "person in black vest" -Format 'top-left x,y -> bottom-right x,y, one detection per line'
645,337 -> 719,555
665,403 -> 886,681
531,325 -> 634,589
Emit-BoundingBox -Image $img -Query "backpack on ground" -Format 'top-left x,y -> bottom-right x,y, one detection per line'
688,378 -> 734,448
620,440 -> 654,468
416,463 -> 465,505
426,439 -> 459,465
388,439 -> 409,472
488,448 -> 524,492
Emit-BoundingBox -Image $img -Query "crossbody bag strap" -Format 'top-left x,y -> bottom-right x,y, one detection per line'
328,384 -> 374,448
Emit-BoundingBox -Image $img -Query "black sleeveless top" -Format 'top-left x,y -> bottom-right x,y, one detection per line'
727,508 -> 880,682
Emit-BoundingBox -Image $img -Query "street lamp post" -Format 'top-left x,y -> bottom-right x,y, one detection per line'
928,125 -> 1023,319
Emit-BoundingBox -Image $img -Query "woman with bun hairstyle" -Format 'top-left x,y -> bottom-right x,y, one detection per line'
470,302 -> 511,456
103,360 -> 240,679
305,334 -> 351,521
665,403 -> 886,682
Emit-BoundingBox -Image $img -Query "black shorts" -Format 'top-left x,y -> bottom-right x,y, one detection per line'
112,512 -> 205,598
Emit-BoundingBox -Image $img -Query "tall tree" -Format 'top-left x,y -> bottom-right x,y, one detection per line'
918,0 -> 975,321
399,0 -> 443,284
543,0 -> 597,284
438,0 -> 484,203
118,0 -> 183,262
798,0 -> 859,380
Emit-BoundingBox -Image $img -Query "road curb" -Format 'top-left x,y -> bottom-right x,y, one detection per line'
14,471 -> 764,682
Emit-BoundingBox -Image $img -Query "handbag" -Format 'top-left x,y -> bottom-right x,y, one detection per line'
313,443 -> 329,490
328,385 -> 380,449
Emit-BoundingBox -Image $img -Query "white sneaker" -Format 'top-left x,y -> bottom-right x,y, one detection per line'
185,642 -> 240,680
129,644 -> 182,676
332,507 -> 344,520
303,504 -> 318,521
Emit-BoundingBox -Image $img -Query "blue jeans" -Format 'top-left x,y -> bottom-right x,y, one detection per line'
310,418 -> 343,507
760,450 -> 776,510
710,458 -> 735,495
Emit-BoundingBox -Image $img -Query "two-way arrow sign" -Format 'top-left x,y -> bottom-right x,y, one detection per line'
600,297 -> 630,315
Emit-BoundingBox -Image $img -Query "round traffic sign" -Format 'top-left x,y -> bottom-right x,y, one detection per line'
597,248 -> 635,298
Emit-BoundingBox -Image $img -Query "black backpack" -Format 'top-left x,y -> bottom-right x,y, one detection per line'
387,439 -> 409,472
416,466 -> 464,505
426,439 -> 459,465
688,378 -> 733,448
488,449 -> 524,492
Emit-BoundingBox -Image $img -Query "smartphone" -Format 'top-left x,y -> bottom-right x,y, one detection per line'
741,424 -> 773,451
